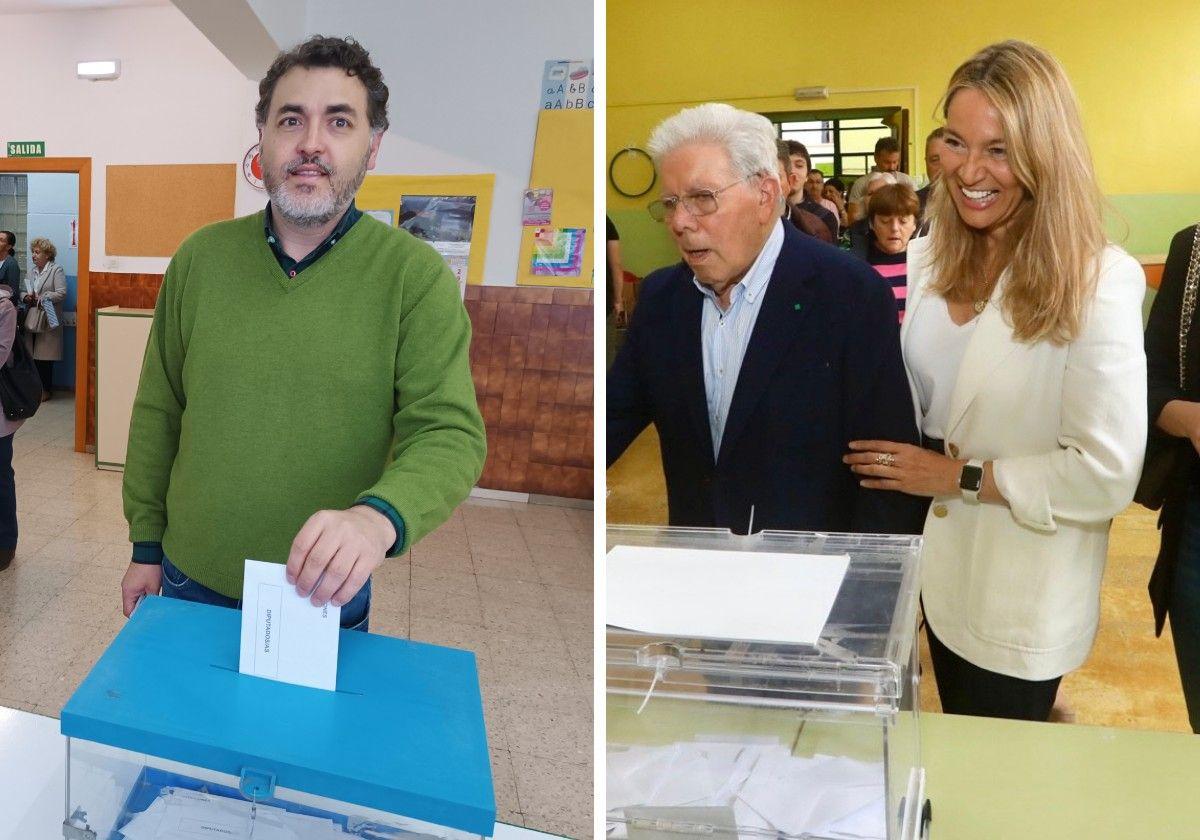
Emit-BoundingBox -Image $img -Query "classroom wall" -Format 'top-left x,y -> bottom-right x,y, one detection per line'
301,0 -> 594,285
1,2 -> 593,286
607,0 -> 1200,276
0,5 -> 262,275
26,173 -> 79,389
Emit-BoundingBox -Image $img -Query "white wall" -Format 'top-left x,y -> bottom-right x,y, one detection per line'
302,0 -> 593,285
0,5 -> 262,274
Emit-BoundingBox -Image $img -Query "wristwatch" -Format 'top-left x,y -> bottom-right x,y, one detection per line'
959,459 -> 984,504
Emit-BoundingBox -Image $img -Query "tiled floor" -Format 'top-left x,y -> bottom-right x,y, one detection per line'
609,426 -> 1193,733
0,398 -> 595,838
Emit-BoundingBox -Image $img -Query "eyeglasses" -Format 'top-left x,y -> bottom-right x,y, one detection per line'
647,175 -> 754,222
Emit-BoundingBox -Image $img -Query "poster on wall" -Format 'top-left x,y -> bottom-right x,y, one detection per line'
399,195 -> 476,286
522,189 -> 553,225
365,209 -> 394,226
531,227 -> 585,277
541,60 -> 593,110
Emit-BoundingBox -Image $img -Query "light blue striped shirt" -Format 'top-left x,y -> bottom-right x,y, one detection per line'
694,220 -> 784,456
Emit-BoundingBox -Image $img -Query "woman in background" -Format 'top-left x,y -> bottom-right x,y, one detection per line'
844,40 -> 1146,721
0,285 -> 24,571
851,182 -> 920,322
22,237 -> 66,401
1144,221 -> 1200,733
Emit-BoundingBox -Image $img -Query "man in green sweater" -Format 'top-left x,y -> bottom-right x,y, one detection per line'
120,36 -> 486,630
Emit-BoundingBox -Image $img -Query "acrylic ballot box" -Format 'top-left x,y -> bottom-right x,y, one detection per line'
607,526 -> 928,840
60,596 -> 495,840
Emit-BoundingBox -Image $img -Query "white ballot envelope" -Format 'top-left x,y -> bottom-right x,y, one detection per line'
238,559 -> 341,691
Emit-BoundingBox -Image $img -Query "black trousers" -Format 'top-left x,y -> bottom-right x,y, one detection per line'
917,436 -> 1062,721
35,360 -> 52,392
926,622 -> 1061,721
0,433 -> 15,550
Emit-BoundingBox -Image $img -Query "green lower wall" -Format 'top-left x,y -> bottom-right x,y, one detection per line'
1106,194 -> 1200,256
611,194 -> 1200,280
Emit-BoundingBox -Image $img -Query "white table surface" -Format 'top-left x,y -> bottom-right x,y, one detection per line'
0,706 -> 560,840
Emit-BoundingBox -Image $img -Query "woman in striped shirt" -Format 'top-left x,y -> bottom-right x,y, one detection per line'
858,183 -> 920,322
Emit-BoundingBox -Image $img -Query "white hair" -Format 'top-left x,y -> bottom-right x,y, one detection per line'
647,103 -> 778,181
867,171 -> 898,187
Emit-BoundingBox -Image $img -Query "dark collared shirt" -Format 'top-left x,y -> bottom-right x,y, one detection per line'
264,201 -> 362,277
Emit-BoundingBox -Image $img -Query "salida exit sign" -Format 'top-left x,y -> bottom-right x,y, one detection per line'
6,141 -> 45,157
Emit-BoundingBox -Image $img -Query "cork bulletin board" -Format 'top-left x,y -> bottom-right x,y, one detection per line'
106,164 -> 236,257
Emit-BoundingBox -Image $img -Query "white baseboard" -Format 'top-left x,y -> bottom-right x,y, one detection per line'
469,487 -> 530,503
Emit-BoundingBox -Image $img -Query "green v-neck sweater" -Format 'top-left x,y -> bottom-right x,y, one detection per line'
122,211 -> 486,598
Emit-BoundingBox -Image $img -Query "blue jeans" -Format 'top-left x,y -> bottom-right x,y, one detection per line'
159,556 -> 372,632
0,433 -> 15,550
1171,490 -> 1200,732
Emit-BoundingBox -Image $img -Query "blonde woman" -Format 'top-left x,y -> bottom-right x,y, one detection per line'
23,237 -> 66,401
844,41 -> 1146,720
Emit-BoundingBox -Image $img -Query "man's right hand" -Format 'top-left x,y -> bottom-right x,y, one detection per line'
121,563 -> 162,617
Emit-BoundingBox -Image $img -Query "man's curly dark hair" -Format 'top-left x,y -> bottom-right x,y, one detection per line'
256,35 -> 389,132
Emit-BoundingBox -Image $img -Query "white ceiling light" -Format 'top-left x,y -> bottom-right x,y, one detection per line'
77,60 -> 120,81
794,86 -> 829,101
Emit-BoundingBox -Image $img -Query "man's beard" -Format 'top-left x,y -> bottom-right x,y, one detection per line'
264,146 -> 371,228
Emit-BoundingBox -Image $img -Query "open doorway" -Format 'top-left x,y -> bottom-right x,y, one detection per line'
767,107 -> 912,185
0,158 -> 92,453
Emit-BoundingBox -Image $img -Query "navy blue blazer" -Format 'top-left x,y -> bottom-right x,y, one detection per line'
608,222 -> 923,535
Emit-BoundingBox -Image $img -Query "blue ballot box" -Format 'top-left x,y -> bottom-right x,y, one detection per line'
60,595 -> 495,840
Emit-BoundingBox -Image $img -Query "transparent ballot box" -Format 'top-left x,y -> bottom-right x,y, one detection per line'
61,596 -> 495,840
607,526 -> 927,840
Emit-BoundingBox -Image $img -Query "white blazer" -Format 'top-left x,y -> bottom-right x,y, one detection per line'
901,236 -> 1147,681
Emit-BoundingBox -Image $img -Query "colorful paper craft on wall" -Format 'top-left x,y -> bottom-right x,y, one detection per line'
531,227 -> 585,276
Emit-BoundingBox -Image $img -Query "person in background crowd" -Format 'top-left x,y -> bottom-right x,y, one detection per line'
22,237 -> 66,402
803,168 -> 841,233
607,214 -> 626,367
775,142 -> 833,244
1144,221 -> 1200,734
852,183 -> 920,322
917,127 -> 946,221
844,40 -> 1146,722
609,103 -> 923,536
0,286 -> 22,571
784,140 -> 838,241
847,172 -> 897,255
823,178 -> 849,231
608,215 -> 625,325
0,232 -> 18,302
847,136 -> 917,223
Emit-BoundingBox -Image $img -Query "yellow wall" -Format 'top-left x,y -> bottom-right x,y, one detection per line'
608,0 -> 1200,268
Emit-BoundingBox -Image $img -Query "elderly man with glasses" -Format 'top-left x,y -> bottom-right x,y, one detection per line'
607,103 -> 923,535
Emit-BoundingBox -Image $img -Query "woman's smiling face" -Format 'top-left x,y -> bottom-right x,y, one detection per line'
941,87 -> 1027,244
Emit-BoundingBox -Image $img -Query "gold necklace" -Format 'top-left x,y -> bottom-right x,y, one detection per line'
973,298 -> 987,314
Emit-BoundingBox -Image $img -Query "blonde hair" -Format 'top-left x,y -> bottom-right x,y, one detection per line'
927,40 -> 1105,344
29,237 -> 57,261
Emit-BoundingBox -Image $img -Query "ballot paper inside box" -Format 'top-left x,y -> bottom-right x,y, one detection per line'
606,526 -> 928,840
60,596 -> 495,840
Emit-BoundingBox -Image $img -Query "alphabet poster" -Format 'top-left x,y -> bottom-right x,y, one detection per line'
541,59 -> 593,110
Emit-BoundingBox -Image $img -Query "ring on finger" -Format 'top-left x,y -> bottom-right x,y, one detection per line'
874,452 -> 896,468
